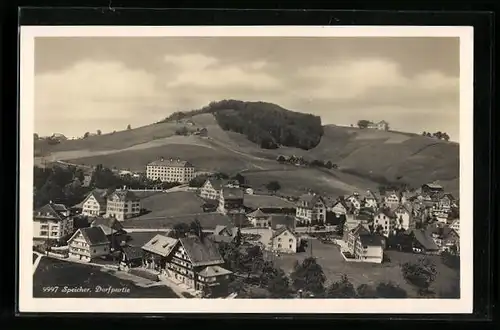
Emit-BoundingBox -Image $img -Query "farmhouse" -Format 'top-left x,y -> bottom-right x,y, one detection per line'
407,229 -> 440,255
199,178 -> 239,200
328,198 -> 349,216
142,234 -> 178,274
119,246 -> 144,270
437,193 -> 455,212
270,226 -> 299,254
421,182 -> 444,196
67,226 -> 110,262
367,120 -> 389,131
218,187 -> 245,215
247,208 -> 269,227
295,192 -> 327,225
105,189 -> 141,221
383,190 -> 400,208
362,190 -> 379,209
345,193 -> 362,211
33,202 -> 73,243
429,227 -> 460,254
81,189 -> 112,217
90,216 -> 128,249
146,157 -> 195,183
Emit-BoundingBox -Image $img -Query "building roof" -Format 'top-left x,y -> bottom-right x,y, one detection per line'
298,193 -> 323,208
423,182 -> 443,190
204,178 -> 227,191
33,203 -> 67,221
213,225 -> 238,237
122,246 -> 144,260
221,187 -> 244,199
208,234 -> 235,244
429,226 -> 459,239
247,208 -> 268,218
358,234 -> 385,247
142,234 -> 178,257
107,189 -> 139,202
329,198 -> 349,210
76,227 -> 109,246
270,215 -> 295,230
83,189 -> 113,208
410,229 -> 439,251
392,203 -> 411,214
271,226 -> 297,240
51,203 -> 69,213
178,235 -> 225,267
90,217 -> 126,236
377,208 -> 397,219
244,194 -> 295,210
362,190 -> 379,201
350,223 -> 371,236
147,158 -> 194,168
198,265 -> 233,277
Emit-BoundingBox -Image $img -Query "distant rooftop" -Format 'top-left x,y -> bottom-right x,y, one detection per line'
147,158 -> 194,168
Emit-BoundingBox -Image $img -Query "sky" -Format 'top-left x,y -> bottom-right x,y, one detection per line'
34,37 -> 460,141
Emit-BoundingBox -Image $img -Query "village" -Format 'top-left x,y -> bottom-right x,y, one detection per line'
32,156 -> 461,299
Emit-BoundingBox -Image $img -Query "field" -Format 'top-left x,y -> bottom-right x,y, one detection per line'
34,112 -> 460,197
138,191 -> 205,218
33,257 -> 178,298
270,238 -> 460,298
122,212 -> 233,230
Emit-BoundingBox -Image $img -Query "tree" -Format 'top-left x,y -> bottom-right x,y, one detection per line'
356,284 -> 377,298
357,120 -> 371,129
268,269 -> 292,298
189,175 -> 209,188
265,181 -> 281,194
441,251 -> 460,270
231,173 -> 246,185
34,133 -> 39,140
290,257 -> 326,295
97,129 -> 102,136
401,257 -> 437,296
169,223 -> 190,239
324,160 -> 334,169
83,132 -> 90,139
422,131 -> 427,136
234,227 -> 242,247
375,282 -> 408,298
228,277 -> 247,296
326,274 -> 357,298
189,219 -> 204,240
442,133 -> 450,141
127,124 -> 132,130
277,155 -> 286,163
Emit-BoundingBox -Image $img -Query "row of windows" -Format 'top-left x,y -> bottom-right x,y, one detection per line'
277,244 -> 294,249
39,231 -> 60,237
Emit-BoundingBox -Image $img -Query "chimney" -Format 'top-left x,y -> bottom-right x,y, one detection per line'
170,158 -> 173,162
160,157 -> 164,162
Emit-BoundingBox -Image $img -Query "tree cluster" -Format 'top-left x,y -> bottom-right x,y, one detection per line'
160,100 -> 324,150
276,155 -> 337,169
422,131 -> 450,141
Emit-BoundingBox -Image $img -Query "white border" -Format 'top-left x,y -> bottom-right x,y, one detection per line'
19,26 -> 474,314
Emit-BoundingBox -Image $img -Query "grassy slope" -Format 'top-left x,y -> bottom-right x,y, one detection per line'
34,113 -> 459,197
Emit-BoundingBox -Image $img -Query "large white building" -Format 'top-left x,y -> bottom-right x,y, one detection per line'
105,189 -> 141,221
33,202 -> 73,242
146,158 -> 195,183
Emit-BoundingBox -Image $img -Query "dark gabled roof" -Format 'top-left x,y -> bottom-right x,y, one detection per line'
33,203 -> 66,221
108,189 -> 139,202
410,229 -> 439,250
271,226 -> 297,240
83,189 -> 112,208
298,193 -> 324,208
270,215 -> 295,230
377,208 -> 396,219
122,246 -> 143,260
331,198 -> 349,209
78,227 -> 109,245
221,187 -> 244,199
179,236 -> 224,267
441,193 -> 455,201
90,217 -> 125,236
350,223 -> 371,236
358,234 -> 385,247
51,203 -> 69,213
247,208 -> 267,218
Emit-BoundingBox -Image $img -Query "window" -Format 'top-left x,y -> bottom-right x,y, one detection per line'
289,238 -> 293,242
278,244 -> 282,248
104,247 -> 107,251
93,249 -> 96,253
289,245 -> 292,249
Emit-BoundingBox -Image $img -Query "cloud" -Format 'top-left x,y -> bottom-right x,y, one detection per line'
163,53 -> 281,90
296,58 -> 459,102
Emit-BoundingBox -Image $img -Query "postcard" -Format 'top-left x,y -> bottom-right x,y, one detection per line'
19,25 -> 473,314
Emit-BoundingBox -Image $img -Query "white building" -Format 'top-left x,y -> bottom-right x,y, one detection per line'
81,189 -> 110,217
392,204 -> 413,231
105,189 -> 141,221
295,193 -> 326,224
67,227 -> 110,262
373,209 -> 397,237
146,157 -> 195,183
33,202 -> 73,242
383,191 -> 400,208
270,227 -> 299,253
449,219 -> 460,235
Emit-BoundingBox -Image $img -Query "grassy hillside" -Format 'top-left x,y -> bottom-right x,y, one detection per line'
34,103 -> 459,197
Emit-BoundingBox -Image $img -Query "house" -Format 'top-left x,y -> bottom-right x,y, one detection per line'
429,227 -> 460,254
328,198 -> 349,216
345,193 -> 362,211
449,219 -> 460,236
346,223 -> 371,254
67,226 -> 110,262
33,202 -> 74,243
247,208 -> 269,227
142,234 -> 178,274
383,190 -> 400,208
119,246 -> 144,270
105,189 -> 141,221
90,217 -> 128,249
362,190 -> 379,208
217,187 -> 245,214
408,229 -> 440,255
199,127 -> 208,137
437,193 -> 455,212
146,157 -> 195,183
392,204 -> 413,231
245,188 -> 254,195
81,189 -> 111,217
421,182 -> 444,196
295,192 -> 326,225
342,215 -> 371,241
200,178 -> 226,200
373,208 -> 397,237
374,120 -> 389,131
354,234 -> 385,263
210,224 -> 240,243
270,226 -> 299,253
164,235 -> 233,294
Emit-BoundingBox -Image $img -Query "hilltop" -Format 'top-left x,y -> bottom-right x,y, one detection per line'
34,101 -> 459,197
